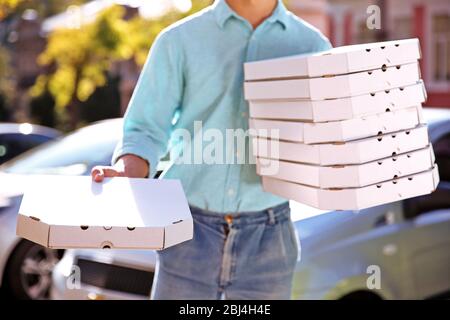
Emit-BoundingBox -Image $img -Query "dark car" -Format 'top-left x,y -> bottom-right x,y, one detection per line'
0,123 -> 60,165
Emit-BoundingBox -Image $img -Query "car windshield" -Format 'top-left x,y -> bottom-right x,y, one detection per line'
0,123 -> 120,176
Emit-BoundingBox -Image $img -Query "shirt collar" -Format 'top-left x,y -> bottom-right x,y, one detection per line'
212,0 -> 289,30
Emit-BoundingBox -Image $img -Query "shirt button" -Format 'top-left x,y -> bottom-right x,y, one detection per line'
228,188 -> 235,197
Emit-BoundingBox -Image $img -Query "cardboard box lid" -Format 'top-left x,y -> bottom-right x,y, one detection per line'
253,125 -> 430,165
248,81 -> 427,123
244,38 -> 421,80
257,145 -> 435,188
16,176 -> 193,249
244,62 -> 421,101
262,166 -> 439,211
250,106 -> 422,144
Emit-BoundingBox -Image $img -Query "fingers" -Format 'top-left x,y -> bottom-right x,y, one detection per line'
91,166 -> 123,183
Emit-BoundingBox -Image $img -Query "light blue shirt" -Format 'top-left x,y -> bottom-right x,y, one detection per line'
112,0 -> 332,213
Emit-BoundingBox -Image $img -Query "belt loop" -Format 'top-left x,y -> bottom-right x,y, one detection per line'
267,208 -> 276,225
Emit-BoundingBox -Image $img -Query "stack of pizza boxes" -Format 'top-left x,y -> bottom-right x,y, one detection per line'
244,38 -> 440,210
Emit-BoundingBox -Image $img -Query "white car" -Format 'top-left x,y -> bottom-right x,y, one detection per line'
0,119 -> 170,300
0,120 -> 122,299
49,109 -> 450,300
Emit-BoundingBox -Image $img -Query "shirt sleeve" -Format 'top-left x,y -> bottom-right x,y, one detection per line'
112,31 -> 184,178
315,33 -> 333,51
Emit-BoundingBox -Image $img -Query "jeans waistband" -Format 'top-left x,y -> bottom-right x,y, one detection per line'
189,202 -> 290,226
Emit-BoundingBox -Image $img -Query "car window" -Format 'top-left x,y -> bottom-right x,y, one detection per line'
403,134 -> 450,219
0,133 -> 53,165
433,133 -> 450,183
0,129 -> 119,176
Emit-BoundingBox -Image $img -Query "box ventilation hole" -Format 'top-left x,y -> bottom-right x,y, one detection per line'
381,64 -> 387,72
30,216 -> 40,222
127,227 -> 135,231
101,241 -> 113,249
80,225 -> 89,230
377,131 -> 383,141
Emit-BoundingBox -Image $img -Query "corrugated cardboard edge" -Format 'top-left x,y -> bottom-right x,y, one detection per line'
163,218 -> 194,250
16,213 -> 50,247
432,165 -> 440,189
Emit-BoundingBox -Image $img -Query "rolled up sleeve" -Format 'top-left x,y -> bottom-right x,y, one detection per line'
112,30 -> 184,178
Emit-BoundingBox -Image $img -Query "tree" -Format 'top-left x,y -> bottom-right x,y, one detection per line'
0,46 -> 14,120
31,1 -> 211,129
0,0 -> 22,20
0,0 -> 90,21
30,5 -> 132,129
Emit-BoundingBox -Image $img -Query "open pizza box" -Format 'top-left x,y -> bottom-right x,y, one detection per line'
16,176 -> 193,250
248,81 -> 427,123
257,145 -> 435,189
252,125 -> 430,166
261,166 -> 440,211
249,106 -> 423,144
244,38 -> 421,80
244,62 -> 421,101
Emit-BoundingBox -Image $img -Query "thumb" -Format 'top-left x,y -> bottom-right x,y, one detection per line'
92,167 -> 105,183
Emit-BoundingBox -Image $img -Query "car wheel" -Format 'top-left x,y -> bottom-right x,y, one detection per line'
3,240 -> 64,300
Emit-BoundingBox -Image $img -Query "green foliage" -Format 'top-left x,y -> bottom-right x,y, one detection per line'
0,47 -> 14,104
31,5 -> 128,110
0,0 -> 21,20
0,0 -> 90,20
32,0 -> 211,112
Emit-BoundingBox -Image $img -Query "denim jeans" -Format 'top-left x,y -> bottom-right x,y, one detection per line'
150,202 -> 299,300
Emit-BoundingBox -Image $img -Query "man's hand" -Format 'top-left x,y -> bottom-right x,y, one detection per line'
91,154 -> 150,183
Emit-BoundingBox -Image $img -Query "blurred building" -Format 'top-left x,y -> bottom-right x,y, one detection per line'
4,10 -> 47,122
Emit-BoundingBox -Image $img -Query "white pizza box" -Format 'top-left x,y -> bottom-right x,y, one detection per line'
249,106 -> 423,144
248,81 -> 427,123
252,125 -> 430,165
16,176 -> 193,250
244,38 -> 421,80
244,62 -> 420,100
261,166 -> 439,211
257,145 -> 435,188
